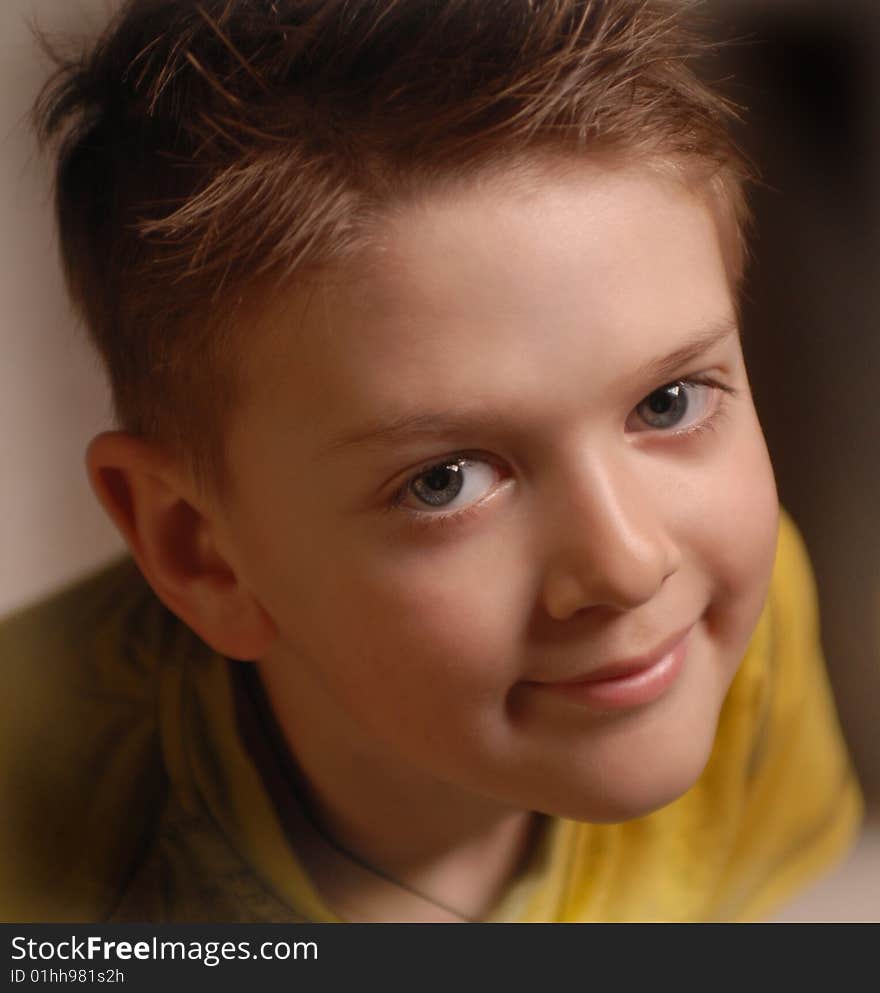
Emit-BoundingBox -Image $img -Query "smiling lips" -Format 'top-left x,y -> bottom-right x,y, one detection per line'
525,622 -> 695,710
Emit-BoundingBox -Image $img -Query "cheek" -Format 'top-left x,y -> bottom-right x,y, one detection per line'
272,526 -> 530,716
344,538 -> 527,688
695,408 -> 780,661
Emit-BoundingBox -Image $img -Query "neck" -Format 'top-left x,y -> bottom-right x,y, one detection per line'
248,656 -> 541,922
299,795 -> 540,922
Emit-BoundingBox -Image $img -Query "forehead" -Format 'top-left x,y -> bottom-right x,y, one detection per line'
377,161 -> 713,313
233,163 -> 734,457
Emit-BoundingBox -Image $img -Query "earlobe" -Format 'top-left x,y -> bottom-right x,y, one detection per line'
85,431 -> 278,661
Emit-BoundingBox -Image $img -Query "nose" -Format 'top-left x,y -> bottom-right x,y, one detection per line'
539,451 -> 681,620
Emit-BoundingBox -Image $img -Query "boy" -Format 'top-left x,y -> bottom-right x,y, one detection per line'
1,0 -> 862,922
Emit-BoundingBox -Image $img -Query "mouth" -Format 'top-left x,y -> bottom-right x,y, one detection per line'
523,622 -> 695,711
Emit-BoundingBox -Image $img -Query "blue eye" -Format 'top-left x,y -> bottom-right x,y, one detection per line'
631,377 -> 728,434
403,458 -> 499,513
411,461 -> 465,506
640,383 -> 691,428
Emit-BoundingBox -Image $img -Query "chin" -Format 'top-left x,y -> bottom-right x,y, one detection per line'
533,712 -> 720,824
574,761 -> 710,824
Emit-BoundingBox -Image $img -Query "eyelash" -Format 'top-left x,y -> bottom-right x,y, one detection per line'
392,375 -> 738,533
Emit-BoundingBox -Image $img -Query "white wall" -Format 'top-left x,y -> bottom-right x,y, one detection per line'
0,0 -> 124,617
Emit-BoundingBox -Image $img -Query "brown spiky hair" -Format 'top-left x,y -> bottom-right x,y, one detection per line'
34,0 -> 752,502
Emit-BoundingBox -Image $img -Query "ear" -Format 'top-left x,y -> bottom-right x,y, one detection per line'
85,430 -> 278,661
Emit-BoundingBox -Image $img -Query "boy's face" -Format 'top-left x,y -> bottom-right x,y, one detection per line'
219,162 -> 779,823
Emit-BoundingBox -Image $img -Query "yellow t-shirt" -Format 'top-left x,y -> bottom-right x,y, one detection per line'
0,508 -> 863,922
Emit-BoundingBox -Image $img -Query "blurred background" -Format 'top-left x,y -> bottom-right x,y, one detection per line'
707,0 -> 880,921
1,0 -> 877,920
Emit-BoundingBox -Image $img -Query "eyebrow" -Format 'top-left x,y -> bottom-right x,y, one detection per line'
634,317 -> 739,385
320,317 -> 740,456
